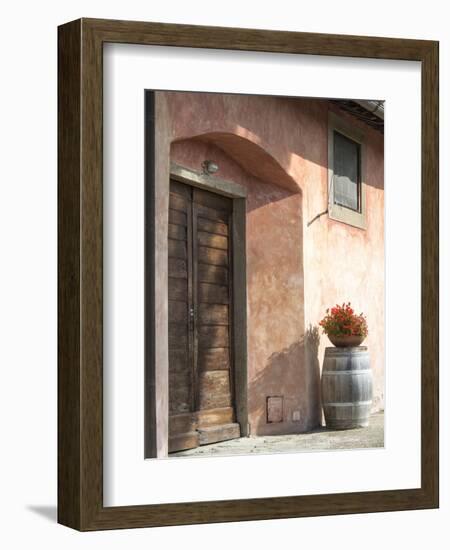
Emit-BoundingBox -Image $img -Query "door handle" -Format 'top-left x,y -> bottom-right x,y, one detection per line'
189,307 -> 195,328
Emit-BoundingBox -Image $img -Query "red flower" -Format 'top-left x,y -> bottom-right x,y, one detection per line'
318,302 -> 368,338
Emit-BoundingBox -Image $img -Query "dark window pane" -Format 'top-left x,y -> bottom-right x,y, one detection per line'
333,131 -> 360,211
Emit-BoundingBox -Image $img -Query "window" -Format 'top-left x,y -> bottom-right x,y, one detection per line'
328,113 -> 366,229
333,131 -> 360,211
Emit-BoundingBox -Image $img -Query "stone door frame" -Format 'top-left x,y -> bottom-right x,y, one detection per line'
170,163 -> 249,441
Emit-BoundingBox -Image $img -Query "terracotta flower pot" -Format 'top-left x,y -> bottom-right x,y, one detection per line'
328,334 -> 365,348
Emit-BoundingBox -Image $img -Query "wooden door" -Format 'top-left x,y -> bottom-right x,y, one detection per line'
168,179 -> 241,452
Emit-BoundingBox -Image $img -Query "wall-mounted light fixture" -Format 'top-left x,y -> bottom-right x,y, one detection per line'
202,160 -> 219,175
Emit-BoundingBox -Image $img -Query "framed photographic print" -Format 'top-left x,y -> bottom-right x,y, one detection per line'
58,18 -> 439,530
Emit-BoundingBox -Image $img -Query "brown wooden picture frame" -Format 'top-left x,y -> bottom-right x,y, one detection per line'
58,17 -> 439,531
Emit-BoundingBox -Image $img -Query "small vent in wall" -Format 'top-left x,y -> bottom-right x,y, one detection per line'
267,396 -> 284,423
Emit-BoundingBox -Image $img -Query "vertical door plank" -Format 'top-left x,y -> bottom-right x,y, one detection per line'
168,181 -> 198,451
193,189 -> 236,425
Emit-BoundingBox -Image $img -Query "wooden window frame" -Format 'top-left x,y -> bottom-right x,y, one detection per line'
328,111 -> 367,230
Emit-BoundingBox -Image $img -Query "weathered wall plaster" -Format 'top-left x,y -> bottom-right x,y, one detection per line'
154,91 -> 384,444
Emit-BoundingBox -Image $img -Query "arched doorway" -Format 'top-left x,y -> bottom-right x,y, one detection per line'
167,133 -> 304,452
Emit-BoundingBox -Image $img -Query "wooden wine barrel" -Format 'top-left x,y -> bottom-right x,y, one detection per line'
321,346 -> 372,429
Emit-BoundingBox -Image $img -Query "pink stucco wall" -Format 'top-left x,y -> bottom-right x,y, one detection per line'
157,91 -> 384,436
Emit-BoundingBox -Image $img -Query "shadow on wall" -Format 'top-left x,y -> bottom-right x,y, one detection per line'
305,324 -> 322,428
247,325 -> 322,435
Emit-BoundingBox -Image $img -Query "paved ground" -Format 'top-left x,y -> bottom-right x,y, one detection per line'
171,411 -> 384,458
